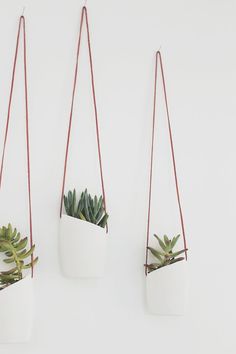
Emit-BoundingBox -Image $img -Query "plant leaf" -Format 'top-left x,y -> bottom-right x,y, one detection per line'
79,212 -> 86,221
18,245 -> 35,260
171,234 -> 180,249
3,257 -> 15,264
22,257 -> 39,269
169,257 -> 185,265
98,214 -> 109,228
147,247 -> 163,262
170,249 -> 187,258
164,235 -> 169,246
154,234 -> 167,251
15,237 -> 28,251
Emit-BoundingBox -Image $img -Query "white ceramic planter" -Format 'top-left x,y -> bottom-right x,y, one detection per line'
146,260 -> 187,315
0,275 -> 34,343
59,214 -> 108,278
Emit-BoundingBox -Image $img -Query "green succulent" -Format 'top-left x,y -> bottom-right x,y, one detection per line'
145,234 -> 187,273
64,189 -> 109,228
0,223 -> 38,290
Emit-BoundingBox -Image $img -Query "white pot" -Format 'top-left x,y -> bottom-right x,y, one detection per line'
0,275 -> 34,343
146,260 -> 187,315
59,215 -> 108,278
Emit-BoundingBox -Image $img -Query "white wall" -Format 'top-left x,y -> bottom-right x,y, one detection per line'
0,0 -> 235,353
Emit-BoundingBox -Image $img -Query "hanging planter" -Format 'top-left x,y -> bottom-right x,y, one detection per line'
144,51 -> 188,315
59,189 -> 108,277
0,275 -> 33,343
59,7 -> 109,278
145,234 -> 187,315
0,16 -> 38,342
0,225 -> 38,343
146,261 -> 187,315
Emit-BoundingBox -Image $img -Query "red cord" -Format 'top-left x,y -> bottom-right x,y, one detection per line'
0,16 -> 34,277
60,7 -> 108,232
145,51 -> 187,275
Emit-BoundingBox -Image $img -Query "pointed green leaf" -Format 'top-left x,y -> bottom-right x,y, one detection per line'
15,237 -> 28,251
164,235 -> 169,246
169,257 -> 185,265
18,245 -> 35,260
22,256 -> 39,269
98,213 -> 109,228
170,249 -> 187,258
147,247 -> 164,262
171,234 -> 180,249
5,251 -> 13,257
153,234 -> 167,251
3,257 -> 15,264
12,232 -> 21,244
79,212 -> 86,221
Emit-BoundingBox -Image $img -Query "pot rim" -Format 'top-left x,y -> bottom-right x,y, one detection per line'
0,273 -> 32,295
146,259 -> 187,279
60,213 -> 107,233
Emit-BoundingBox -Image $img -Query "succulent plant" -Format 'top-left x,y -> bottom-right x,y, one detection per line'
64,189 -> 109,228
0,223 -> 38,290
145,234 -> 187,273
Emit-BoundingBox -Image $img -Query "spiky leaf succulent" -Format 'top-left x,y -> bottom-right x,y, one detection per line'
0,223 -> 38,290
145,234 -> 187,273
64,189 -> 109,228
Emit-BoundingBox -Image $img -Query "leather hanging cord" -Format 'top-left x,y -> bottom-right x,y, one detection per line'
0,16 -> 34,277
145,51 -> 187,275
60,6 -> 108,232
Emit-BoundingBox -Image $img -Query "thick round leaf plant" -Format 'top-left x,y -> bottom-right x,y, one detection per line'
145,234 -> 187,273
64,189 -> 109,228
0,224 -> 38,290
